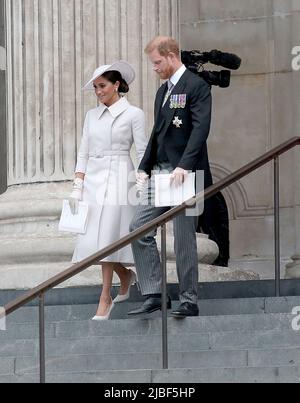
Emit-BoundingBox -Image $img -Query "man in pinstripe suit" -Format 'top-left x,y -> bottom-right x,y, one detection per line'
128,36 -> 213,318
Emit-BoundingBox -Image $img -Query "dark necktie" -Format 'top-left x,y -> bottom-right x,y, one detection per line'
162,80 -> 174,108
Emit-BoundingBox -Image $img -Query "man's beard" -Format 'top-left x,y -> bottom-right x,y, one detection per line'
160,66 -> 174,80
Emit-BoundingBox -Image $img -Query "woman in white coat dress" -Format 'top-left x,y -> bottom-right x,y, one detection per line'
69,61 -> 148,320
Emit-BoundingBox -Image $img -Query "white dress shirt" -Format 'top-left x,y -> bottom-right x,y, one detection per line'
169,64 -> 187,87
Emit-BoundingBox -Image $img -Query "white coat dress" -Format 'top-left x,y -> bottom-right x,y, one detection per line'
72,97 -> 148,265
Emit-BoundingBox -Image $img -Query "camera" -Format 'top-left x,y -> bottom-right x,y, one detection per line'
181,49 -> 242,88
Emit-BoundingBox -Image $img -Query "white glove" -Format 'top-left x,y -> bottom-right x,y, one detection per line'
69,178 -> 84,215
136,171 -> 149,194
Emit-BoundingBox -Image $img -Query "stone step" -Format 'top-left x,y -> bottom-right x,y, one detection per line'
5,347 -> 300,375
1,329 -> 300,358
1,365 -> 300,383
2,280 -> 300,308
0,313 -> 297,341
1,294 -> 300,383
5,295 -> 300,324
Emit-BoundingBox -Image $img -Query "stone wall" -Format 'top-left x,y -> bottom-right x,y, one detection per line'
4,0 -> 179,187
180,0 -> 300,278
0,0 -> 181,290
286,0 -> 300,278
0,0 -> 6,194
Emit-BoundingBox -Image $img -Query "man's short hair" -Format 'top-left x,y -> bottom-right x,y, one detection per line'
145,36 -> 180,58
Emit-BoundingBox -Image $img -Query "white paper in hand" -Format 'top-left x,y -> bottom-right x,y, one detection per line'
59,200 -> 89,234
155,173 -> 195,207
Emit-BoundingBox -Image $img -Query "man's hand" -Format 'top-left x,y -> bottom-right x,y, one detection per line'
68,178 -> 84,215
170,167 -> 188,187
136,171 -> 149,193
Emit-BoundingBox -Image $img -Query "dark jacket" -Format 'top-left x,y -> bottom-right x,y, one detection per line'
139,69 -> 213,188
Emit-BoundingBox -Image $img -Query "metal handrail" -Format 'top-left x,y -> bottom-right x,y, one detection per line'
2,136 -> 300,382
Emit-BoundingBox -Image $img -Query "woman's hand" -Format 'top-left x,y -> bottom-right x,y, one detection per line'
136,171 -> 149,193
69,177 -> 84,215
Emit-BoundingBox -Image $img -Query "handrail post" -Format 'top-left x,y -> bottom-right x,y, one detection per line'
39,293 -> 46,384
274,157 -> 281,297
161,223 -> 169,369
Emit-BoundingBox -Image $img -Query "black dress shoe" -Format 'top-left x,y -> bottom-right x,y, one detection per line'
128,296 -> 171,316
171,302 -> 199,318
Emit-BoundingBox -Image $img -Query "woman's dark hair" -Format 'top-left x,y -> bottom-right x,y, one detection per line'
101,70 -> 129,93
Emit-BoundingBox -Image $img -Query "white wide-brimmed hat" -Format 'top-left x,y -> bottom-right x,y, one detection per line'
83,61 -> 136,90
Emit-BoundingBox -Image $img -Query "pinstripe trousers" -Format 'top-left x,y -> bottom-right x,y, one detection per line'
130,164 -> 198,304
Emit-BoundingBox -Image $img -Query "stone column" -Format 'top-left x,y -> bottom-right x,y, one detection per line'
0,0 -> 6,195
0,0 -> 180,290
286,1 -> 300,278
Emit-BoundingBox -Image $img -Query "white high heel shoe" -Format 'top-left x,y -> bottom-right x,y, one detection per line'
92,301 -> 115,321
113,270 -> 137,303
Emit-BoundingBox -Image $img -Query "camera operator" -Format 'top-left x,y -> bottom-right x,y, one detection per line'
181,48 -> 242,267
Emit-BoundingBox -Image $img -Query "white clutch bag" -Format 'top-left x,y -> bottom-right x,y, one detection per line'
59,200 -> 89,234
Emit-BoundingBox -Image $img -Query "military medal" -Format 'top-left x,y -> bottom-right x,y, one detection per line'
170,95 -> 177,109
170,94 -> 187,109
178,94 -> 187,109
173,116 -> 183,128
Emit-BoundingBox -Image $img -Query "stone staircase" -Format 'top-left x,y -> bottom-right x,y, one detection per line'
1,290 -> 300,383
